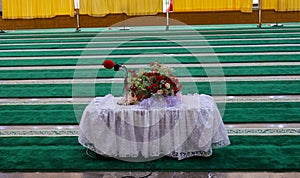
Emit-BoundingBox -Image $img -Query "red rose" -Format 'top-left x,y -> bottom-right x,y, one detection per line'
137,94 -> 143,101
156,75 -> 164,81
147,83 -> 159,93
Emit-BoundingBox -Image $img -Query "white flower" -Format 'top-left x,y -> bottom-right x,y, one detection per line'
165,83 -> 170,89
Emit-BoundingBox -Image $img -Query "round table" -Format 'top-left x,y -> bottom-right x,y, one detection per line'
78,94 -> 230,161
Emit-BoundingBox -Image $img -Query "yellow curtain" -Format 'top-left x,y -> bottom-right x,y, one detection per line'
107,0 -> 123,14
52,0 -> 74,16
173,0 -> 253,13
78,0 -> 111,17
79,0 -> 162,16
261,0 -> 277,10
2,0 -> 74,19
122,0 -> 162,16
262,0 -> 300,12
2,0 -> 259,19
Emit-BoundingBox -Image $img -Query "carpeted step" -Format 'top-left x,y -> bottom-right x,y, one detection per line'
2,39 -> 300,50
1,24 -> 300,173
0,135 -> 299,172
0,81 -> 299,98
222,102 -> 300,123
1,55 -> 300,67
0,102 -> 299,125
0,104 -> 85,125
2,45 -> 300,57
1,27 -> 300,40
0,66 -> 300,79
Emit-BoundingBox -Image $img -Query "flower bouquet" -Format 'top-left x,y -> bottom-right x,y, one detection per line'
127,61 -> 182,107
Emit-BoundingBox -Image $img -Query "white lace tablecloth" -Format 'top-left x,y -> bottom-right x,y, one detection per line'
78,94 -> 230,161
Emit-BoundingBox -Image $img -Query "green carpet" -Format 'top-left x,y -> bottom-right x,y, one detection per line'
1,66 -> 300,79
0,136 -> 299,172
222,102 -> 300,123
1,26 -> 300,38
0,81 -> 299,98
0,104 -> 85,125
2,39 -> 300,50
6,39 -> 295,48
1,54 -> 300,67
1,24 -> 300,172
0,102 -> 299,125
1,45 -> 300,57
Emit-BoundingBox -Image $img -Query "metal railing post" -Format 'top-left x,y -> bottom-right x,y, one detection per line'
258,0 -> 262,28
74,0 -> 80,32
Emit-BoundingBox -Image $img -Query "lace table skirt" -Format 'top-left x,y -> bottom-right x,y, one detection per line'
78,94 -> 230,161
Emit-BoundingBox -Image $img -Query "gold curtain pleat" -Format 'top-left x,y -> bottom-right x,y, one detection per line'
2,0 -> 163,19
261,0 -> 277,10
78,0 -> 111,17
2,0 -> 74,19
79,0 -> 162,17
5,0 -> 300,20
122,0 -> 162,16
107,0 -> 123,14
52,0 -> 74,16
173,0 -> 253,13
262,0 -> 300,12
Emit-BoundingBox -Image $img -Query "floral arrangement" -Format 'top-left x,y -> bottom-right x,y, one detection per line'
127,61 -> 182,104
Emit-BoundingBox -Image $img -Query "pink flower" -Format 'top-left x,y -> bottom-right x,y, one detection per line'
157,90 -> 163,94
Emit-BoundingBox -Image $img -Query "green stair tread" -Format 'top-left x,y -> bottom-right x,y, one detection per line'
2,39 -> 300,50
0,102 -> 299,125
1,65 -> 300,79
0,136 -> 299,171
0,81 -> 299,98
0,104 -> 86,125
1,54 -> 300,67
221,102 -> 300,123
2,45 -> 300,57
1,25 -> 300,172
